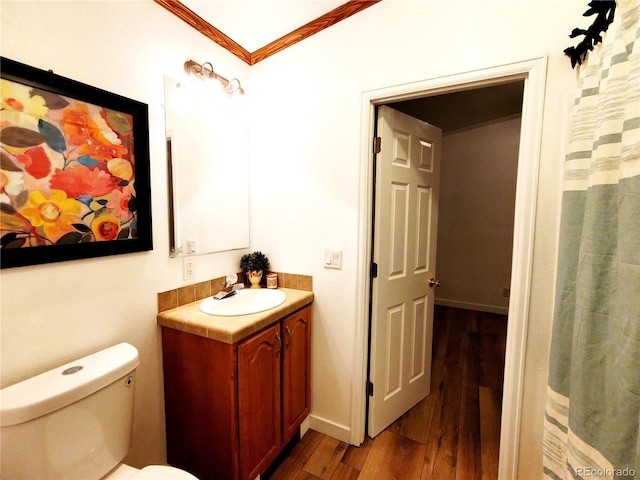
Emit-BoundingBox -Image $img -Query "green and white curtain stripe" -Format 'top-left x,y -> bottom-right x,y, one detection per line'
543,1 -> 640,479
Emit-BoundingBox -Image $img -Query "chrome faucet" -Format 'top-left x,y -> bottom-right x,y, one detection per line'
225,273 -> 238,288
213,273 -> 244,300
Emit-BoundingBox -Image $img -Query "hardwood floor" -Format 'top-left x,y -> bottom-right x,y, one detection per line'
268,306 -> 507,480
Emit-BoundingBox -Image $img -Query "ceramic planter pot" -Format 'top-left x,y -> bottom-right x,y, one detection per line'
247,270 -> 263,288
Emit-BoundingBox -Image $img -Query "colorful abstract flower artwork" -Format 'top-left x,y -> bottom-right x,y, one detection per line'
0,57 -> 151,268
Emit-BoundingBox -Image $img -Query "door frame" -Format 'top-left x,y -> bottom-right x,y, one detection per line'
351,57 -> 548,479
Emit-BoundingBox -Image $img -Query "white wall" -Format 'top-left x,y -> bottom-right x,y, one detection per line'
247,2 -> 579,477
436,115 -> 521,314
0,0 -> 251,467
1,1 -> 583,478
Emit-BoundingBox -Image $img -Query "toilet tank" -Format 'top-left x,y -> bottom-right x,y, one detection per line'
0,343 -> 139,480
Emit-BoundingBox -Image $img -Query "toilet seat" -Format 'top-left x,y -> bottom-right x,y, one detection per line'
133,465 -> 199,479
103,463 -> 198,480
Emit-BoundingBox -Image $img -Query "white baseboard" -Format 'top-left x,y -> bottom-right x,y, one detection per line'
435,298 -> 509,315
308,414 -> 351,443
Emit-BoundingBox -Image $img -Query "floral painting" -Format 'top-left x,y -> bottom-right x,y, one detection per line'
0,58 -> 151,268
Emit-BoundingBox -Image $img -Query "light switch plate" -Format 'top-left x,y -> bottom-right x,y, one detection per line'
324,250 -> 342,269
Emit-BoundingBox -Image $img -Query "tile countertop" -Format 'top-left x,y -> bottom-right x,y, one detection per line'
157,288 -> 314,344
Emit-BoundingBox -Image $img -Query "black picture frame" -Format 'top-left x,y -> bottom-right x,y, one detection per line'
0,57 -> 152,268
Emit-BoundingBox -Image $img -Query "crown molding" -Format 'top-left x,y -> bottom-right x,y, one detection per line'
153,0 -> 380,65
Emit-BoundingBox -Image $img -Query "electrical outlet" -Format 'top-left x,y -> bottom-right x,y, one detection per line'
183,257 -> 195,280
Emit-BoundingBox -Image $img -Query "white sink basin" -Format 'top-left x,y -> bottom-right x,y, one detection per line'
200,288 -> 287,317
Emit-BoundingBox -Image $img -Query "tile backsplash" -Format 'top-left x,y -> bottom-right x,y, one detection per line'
158,272 -> 312,313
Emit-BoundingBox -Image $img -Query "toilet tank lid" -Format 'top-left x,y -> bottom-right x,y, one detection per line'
0,342 -> 139,427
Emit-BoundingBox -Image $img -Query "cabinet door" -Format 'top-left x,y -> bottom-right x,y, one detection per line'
238,323 -> 282,480
282,306 -> 312,442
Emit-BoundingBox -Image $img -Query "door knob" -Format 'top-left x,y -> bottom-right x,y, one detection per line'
429,278 -> 441,288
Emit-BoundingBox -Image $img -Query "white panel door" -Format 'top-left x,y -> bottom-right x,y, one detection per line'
368,105 -> 442,437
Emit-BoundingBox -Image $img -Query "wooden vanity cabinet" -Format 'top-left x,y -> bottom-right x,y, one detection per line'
162,305 -> 311,480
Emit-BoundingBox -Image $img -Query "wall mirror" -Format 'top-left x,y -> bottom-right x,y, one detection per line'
164,75 -> 249,256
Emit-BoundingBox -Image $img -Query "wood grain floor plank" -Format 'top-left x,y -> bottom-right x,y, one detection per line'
387,391 -> 437,444
422,365 -> 462,477
303,436 -> 348,479
423,308 -> 465,477
271,431 -> 326,480
329,462 -> 360,480
294,471 -> 323,480
479,386 -> 501,480
269,457 -> 306,480
466,309 -> 479,333
340,436 -> 373,471
456,332 -> 482,480
358,431 -> 426,480
477,314 -> 507,392
290,429 -> 325,463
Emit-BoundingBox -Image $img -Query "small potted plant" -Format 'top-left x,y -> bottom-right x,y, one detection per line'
240,251 -> 270,288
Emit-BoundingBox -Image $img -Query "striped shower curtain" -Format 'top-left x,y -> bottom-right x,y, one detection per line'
543,1 -> 640,479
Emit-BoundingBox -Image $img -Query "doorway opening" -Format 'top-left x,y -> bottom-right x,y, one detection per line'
352,57 -> 548,480
390,81 -> 523,314
365,80 -> 524,476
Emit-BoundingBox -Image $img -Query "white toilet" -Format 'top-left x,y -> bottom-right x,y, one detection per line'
0,343 -> 198,480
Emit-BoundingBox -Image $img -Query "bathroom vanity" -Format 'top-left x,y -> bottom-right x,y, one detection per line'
157,288 -> 313,480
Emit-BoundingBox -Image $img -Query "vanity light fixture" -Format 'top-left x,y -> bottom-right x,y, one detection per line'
183,59 -> 245,95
